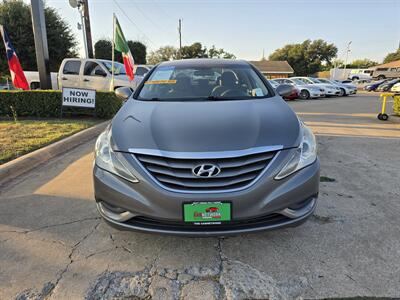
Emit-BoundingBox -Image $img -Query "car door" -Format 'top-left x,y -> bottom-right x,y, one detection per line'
60,60 -> 82,88
81,61 -> 110,91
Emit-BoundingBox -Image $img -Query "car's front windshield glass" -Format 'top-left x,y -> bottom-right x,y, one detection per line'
310,78 -> 321,83
137,64 -> 270,101
101,61 -> 126,75
291,78 -> 306,85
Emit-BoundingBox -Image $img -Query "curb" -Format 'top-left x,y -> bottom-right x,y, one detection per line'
0,120 -> 109,186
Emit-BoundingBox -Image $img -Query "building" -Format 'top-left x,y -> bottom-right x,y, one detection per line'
249,60 -> 294,78
370,59 -> 400,70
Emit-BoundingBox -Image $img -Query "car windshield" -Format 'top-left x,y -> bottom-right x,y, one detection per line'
101,61 -> 126,75
291,78 -> 306,85
318,78 -> 331,84
309,78 -> 322,83
137,64 -> 270,101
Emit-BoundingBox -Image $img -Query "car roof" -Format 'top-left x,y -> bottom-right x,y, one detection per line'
158,59 -> 249,68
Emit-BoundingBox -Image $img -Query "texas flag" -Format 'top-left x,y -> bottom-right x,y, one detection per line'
0,25 -> 29,90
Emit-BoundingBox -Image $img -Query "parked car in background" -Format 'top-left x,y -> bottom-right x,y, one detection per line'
292,77 -> 340,96
0,83 -> 17,90
363,79 -> 388,91
347,69 -> 373,81
391,82 -> 400,92
269,79 -> 299,100
25,58 -> 143,91
317,78 -> 357,96
376,78 -> 400,92
372,67 -> 400,80
275,78 -> 324,100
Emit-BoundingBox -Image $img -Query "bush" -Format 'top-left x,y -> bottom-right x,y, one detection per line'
0,90 -> 123,119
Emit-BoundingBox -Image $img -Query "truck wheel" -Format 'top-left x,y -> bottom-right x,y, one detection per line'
377,75 -> 385,80
30,82 -> 40,90
352,76 -> 359,81
299,90 -> 310,100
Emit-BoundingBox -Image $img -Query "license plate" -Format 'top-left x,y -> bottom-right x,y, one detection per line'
183,202 -> 231,224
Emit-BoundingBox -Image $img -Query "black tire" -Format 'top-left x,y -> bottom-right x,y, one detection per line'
377,113 -> 389,121
339,88 -> 345,97
352,76 -> 359,81
299,89 -> 310,100
377,75 -> 386,80
30,82 -> 40,90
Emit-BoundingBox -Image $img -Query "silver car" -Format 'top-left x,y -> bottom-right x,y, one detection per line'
292,77 -> 341,96
318,78 -> 357,96
93,59 -> 320,236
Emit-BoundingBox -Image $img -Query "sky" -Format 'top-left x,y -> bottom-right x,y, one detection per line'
44,0 -> 400,63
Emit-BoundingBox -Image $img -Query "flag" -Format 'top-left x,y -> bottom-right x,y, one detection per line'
114,17 -> 135,81
0,25 -> 29,90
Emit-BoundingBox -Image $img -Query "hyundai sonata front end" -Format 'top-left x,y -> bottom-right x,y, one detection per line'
93,59 -> 320,236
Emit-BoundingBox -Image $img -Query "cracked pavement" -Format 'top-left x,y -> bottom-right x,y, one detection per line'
1,95 -> 400,299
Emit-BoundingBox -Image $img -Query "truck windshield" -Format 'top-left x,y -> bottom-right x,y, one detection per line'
137,64 -> 270,101
101,61 -> 126,75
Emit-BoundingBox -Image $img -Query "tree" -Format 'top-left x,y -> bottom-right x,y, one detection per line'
147,46 -> 177,64
207,45 -> 235,59
0,0 -> 77,76
180,42 -> 207,59
127,41 -> 146,64
347,59 -> 378,68
269,39 -> 337,76
383,49 -> 400,63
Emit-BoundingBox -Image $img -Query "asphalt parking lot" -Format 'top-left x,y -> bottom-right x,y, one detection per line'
1,94 -> 400,300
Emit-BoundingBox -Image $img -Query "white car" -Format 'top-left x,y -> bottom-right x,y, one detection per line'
391,82 -> 400,92
292,77 -> 341,97
317,78 -> 357,96
274,78 -> 324,99
348,69 -> 373,81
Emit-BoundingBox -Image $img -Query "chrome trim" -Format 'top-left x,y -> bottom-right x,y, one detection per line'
279,198 -> 316,219
127,145 -> 284,159
97,202 -> 136,222
131,150 -> 281,194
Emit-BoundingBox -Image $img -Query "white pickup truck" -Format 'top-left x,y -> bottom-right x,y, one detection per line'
25,58 -> 151,91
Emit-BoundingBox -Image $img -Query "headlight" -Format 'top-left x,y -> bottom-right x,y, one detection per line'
275,123 -> 317,179
95,126 -> 139,183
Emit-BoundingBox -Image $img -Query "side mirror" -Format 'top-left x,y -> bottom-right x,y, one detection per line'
95,69 -> 107,77
276,84 -> 295,97
115,87 -> 133,100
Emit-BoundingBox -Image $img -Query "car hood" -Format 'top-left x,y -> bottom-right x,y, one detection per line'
111,97 -> 301,153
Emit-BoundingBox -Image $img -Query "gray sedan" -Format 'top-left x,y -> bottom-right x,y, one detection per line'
93,59 -> 320,236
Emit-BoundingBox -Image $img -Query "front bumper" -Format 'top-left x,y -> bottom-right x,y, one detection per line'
94,150 -> 320,236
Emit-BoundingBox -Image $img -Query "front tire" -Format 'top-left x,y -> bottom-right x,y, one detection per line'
377,75 -> 385,80
339,88 -> 345,97
299,90 -> 310,100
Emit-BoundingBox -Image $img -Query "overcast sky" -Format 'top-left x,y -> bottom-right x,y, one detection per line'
44,0 -> 400,63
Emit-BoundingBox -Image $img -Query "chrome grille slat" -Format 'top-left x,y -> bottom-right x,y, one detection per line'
134,150 -> 277,192
146,162 -> 266,179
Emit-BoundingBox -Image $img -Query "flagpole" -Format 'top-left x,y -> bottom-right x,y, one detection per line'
110,13 -> 115,91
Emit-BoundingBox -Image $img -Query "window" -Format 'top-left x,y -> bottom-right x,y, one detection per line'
137,64 -> 270,101
376,68 -> 388,71
135,67 -> 148,76
63,61 -> 81,75
101,61 -> 126,75
84,62 -> 105,76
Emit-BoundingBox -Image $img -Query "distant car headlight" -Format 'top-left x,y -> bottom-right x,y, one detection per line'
275,123 -> 317,180
95,126 -> 139,183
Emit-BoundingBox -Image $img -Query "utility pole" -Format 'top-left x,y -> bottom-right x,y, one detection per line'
30,0 -> 51,89
82,0 -> 93,58
343,41 -> 352,80
178,19 -> 182,59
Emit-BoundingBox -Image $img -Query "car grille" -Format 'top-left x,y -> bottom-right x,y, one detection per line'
134,150 -> 277,192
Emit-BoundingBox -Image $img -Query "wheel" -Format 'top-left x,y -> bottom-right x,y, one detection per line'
299,90 -> 310,100
339,88 -> 345,97
352,76 -> 359,81
377,113 -> 389,121
377,75 -> 385,80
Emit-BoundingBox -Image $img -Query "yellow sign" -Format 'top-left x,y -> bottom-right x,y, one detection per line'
145,80 -> 177,85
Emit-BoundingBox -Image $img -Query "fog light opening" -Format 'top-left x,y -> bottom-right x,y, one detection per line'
97,202 -> 135,222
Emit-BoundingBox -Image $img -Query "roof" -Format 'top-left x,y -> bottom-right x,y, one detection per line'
249,60 -> 294,74
371,60 -> 400,69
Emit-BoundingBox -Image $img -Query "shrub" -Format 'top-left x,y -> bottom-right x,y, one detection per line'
0,90 -> 123,119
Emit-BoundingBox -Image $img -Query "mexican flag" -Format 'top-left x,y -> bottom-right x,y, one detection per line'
114,16 -> 134,81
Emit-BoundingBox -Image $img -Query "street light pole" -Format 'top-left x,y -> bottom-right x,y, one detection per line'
30,0 -> 51,89
178,19 -> 182,59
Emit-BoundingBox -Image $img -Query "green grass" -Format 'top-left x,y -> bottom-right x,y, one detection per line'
0,119 -> 98,164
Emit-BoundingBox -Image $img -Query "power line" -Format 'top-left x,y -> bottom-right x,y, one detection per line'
112,0 -> 158,49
